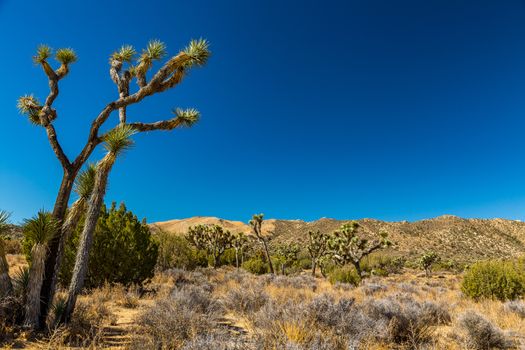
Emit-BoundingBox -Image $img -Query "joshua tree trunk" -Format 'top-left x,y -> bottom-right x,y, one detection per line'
39,170 -> 76,327
0,238 -> 12,297
311,261 -> 317,277
63,162 -> 112,323
261,239 -> 274,274
25,244 -> 47,328
352,260 -> 362,277
234,248 -> 239,269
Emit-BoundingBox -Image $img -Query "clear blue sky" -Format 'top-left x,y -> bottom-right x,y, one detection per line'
1,0 -> 525,224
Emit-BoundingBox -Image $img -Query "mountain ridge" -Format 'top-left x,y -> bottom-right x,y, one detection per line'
152,215 -> 525,263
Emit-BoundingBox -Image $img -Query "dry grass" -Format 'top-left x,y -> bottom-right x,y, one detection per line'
5,255 -> 525,349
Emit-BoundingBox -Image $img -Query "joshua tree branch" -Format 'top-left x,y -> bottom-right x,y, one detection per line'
128,117 -> 184,132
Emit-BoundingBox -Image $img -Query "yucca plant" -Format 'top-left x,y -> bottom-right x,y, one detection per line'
23,211 -> 59,328
0,210 -> 12,297
63,125 -> 135,323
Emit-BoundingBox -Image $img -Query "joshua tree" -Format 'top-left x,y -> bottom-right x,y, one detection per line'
0,210 -> 12,297
232,232 -> 248,268
249,214 -> 274,274
419,251 -> 440,277
186,224 -> 235,268
275,243 -> 300,275
328,221 -> 391,277
23,211 -> 59,328
18,38 -> 210,327
63,125 -> 135,323
307,230 -> 330,276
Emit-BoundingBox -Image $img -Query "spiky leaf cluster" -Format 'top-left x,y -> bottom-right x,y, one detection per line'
0,211 -> 10,236
33,45 -> 52,64
183,38 -> 210,67
112,45 -> 136,63
73,164 -> 96,200
232,232 -> 248,250
56,48 -> 77,65
185,224 -> 235,267
103,124 -> 136,155
174,108 -> 200,127
17,95 -> 43,125
22,211 -> 59,246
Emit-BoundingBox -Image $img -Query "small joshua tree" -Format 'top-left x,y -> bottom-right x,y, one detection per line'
23,211 -> 59,328
275,243 -> 300,275
419,251 -> 440,277
328,221 -> 391,277
186,224 -> 235,268
249,214 -> 274,274
18,38 -> 210,327
0,210 -> 12,297
307,230 -> 330,276
232,232 -> 248,268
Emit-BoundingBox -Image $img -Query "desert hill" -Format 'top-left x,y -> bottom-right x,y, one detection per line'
152,215 -> 525,263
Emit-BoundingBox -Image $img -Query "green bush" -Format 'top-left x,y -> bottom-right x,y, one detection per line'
155,231 -> 208,271
360,252 -> 404,276
60,202 -> 159,288
242,257 -> 270,275
328,265 -> 361,286
462,260 -> 525,301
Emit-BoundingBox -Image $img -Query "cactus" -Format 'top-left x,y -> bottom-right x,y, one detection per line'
186,224 -> 234,268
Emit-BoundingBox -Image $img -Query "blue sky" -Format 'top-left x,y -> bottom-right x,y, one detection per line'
1,0 -> 525,224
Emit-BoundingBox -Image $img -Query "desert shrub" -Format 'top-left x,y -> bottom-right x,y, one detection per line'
242,256 -> 270,275
131,284 -> 220,349
361,297 -> 450,347
360,281 -> 388,295
306,293 -> 355,328
461,260 -> 525,301
503,300 -> 525,318
156,231 -> 208,271
222,284 -> 269,315
458,310 -> 513,349
180,333 -> 246,350
328,265 -> 361,286
49,297 -> 114,347
2,238 -> 21,255
60,202 -> 159,288
271,275 -> 318,291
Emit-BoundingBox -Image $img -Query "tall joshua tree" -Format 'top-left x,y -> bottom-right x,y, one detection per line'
63,125 -> 135,322
0,210 -> 12,297
23,211 -> 59,328
18,38 -> 210,327
249,214 -> 274,274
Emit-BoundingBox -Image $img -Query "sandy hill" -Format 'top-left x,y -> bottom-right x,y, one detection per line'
151,215 -> 525,263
